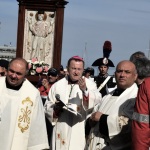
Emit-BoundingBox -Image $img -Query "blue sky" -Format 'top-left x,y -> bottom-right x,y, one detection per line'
0,0 -> 150,74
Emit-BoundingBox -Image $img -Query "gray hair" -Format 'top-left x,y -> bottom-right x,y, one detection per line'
130,51 -> 146,62
133,57 -> 150,79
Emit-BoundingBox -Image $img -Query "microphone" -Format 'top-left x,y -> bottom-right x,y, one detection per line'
55,94 -> 65,107
55,94 -> 60,101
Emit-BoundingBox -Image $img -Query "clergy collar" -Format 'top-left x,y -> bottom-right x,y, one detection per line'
113,88 -> 125,96
68,76 -> 78,84
6,78 -> 23,90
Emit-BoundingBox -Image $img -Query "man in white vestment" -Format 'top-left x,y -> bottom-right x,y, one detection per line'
86,60 -> 138,150
44,56 -> 102,150
0,58 -> 49,150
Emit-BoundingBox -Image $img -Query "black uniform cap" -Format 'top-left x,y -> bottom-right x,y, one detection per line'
92,41 -> 115,67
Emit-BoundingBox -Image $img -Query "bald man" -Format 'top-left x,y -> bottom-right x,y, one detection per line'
86,60 -> 138,150
0,58 -> 49,150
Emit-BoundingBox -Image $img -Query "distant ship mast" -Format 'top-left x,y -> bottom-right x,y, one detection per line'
83,42 -> 88,68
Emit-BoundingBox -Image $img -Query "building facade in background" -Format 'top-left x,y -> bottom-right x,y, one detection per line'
0,45 -> 16,61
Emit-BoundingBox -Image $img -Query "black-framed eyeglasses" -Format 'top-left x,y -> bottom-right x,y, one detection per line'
0,72 -> 5,76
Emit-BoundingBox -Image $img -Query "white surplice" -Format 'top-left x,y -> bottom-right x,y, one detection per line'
86,83 -> 138,150
44,76 -> 101,150
0,77 -> 49,150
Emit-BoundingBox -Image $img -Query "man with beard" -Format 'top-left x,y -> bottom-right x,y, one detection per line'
0,58 -> 49,150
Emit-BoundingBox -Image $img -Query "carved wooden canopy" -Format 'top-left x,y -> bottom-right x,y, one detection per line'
16,0 -> 68,69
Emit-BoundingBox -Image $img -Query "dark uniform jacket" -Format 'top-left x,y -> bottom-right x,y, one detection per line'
94,73 -> 116,97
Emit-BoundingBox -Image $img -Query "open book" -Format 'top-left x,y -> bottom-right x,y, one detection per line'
55,94 -> 82,116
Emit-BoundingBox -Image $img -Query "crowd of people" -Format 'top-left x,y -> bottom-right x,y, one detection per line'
0,44 -> 150,150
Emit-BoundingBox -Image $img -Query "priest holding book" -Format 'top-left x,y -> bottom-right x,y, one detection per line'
44,56 -> 101,150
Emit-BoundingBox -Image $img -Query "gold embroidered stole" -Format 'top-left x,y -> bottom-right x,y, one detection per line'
11,80 -> 36,150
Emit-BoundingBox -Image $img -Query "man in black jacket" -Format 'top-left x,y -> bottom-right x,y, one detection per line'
92,41 -> 116,97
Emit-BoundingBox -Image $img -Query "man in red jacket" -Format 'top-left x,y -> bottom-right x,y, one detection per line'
132,77 -> 150,150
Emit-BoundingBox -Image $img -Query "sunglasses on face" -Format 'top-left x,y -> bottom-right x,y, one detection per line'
0,72 -> 5,76
48,73 -> 57,77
